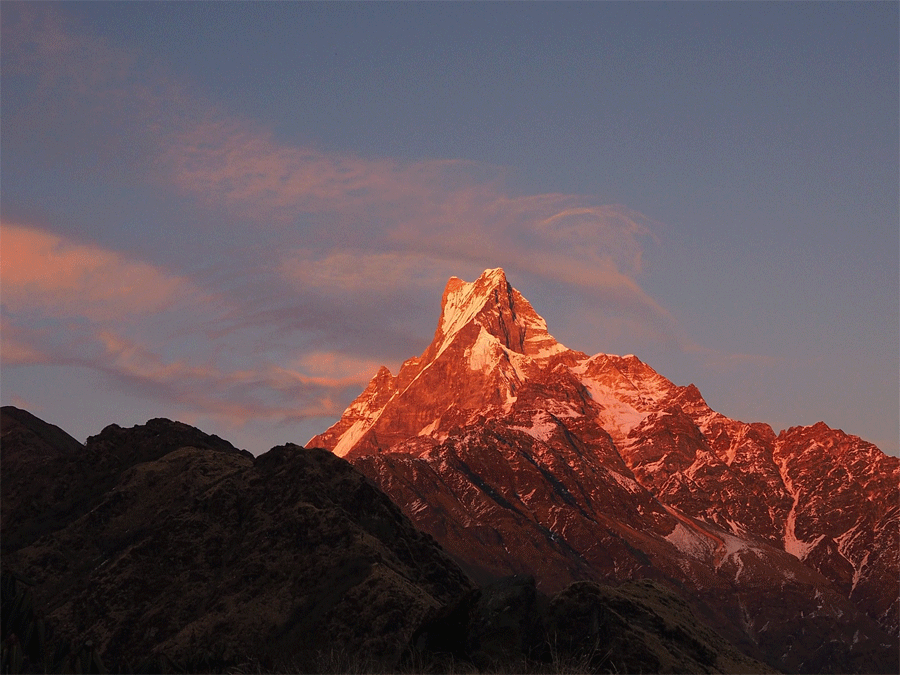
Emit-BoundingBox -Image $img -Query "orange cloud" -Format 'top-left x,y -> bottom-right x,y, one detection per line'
0,223 -> 196,320
291,351 -> 388,384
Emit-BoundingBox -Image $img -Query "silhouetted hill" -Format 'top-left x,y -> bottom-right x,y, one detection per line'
2,413 -> 473,671
1,409 -> 247,555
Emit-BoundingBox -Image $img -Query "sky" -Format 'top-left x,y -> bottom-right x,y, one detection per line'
1,1 -> 897,457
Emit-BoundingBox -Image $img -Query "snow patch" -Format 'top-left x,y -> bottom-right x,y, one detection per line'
607,469 -> 644,494
665,523 -> 717,559
467,326 -> 498,372
543,400 -> 581,419
780,468 -> 816,560
506,350 -> 531,382
439,269 -> 508,350
528,338 -> 568,359
510,411 -> 558,442
503,391 -> 518,413
418,420 -> 439,437
579,377 -> 648,439
333,419 -> 369,457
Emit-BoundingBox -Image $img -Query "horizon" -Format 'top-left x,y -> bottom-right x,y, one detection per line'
2,2 -> 897,456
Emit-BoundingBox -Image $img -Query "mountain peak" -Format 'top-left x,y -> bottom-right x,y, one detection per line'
434,268 -> 564,359
307,270 -> 900,669
438,268 -> 509,338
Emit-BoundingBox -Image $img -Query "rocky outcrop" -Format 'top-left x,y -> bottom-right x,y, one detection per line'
311,268 -> 900,674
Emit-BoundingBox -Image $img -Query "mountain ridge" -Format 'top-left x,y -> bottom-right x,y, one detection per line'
310,267 -> 899,674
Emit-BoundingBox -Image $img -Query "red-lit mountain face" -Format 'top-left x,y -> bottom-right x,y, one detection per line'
309,268 -> 899,674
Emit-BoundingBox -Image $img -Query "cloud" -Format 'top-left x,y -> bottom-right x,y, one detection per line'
158,113 -> 675,338
165,120 -> 411,223
291,351 -> 390,382
0,223 -> 198,320
5,5 -> 761,433
95,331 -> 372,425
278,249 -> 476,295
0,320 -> 52,366
687,343 -> 783,372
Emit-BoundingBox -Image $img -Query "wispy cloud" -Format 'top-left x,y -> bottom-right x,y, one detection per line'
0,223 -> 196,320
166,116 -> 675,342
5,5 -> 671,338
687,344 -> 783,372
96,331 -> 370,425
277,250 -> 475,295
0,220 -> 381,426
0,319 -> 52,366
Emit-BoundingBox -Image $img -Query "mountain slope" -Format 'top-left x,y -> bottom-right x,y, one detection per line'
310,268 -> 899,674
1,416 -> 474,672
0,408 -> 248,555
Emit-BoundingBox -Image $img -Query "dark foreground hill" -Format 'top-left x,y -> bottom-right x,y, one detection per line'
1,407 -> 771,673
0,407 -> 247,557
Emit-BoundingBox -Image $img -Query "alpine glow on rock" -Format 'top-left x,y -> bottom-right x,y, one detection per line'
309,268 -> 899,675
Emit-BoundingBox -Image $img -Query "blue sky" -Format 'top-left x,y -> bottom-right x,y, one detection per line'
2,1 -> 897,455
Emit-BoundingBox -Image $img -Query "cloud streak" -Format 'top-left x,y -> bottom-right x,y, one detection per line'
96,331 -> 376,425
165,116 -> 674,339
0,223 -> 196,320
0,220 -> 381,428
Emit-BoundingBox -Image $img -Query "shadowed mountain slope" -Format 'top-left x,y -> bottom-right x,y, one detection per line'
1,414 -> 473,672
1,408 -> 247,555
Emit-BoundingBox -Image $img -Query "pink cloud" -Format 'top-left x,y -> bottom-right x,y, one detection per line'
165,121 -> 410,222
0,223 -> 198,320
685,342 -> 783,372
290,351 -> 388,384
95,331 -> 375,426
277,250 -> 477,297
161,117 -> 672,329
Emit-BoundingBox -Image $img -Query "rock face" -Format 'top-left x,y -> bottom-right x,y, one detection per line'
310,268 -> 900,674
1,413 -> 473,672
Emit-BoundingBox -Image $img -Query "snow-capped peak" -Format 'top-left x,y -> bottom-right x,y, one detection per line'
438,268 -> 507,339
433,268 -> 565,359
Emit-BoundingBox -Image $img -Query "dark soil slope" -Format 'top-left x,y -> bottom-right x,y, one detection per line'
408,575 -> 775,674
